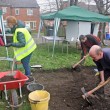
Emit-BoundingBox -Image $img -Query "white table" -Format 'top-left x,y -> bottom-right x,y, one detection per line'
42,36 -> 64,52
42,36 -> 64,42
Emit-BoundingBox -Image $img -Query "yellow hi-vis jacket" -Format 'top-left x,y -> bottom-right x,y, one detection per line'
13,28 -> 37,61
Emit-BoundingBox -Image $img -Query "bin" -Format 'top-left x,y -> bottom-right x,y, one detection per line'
28,90 -> 50,110
46,26 -> 54,36
106,33 -> 110,40
27,83 -> 44,92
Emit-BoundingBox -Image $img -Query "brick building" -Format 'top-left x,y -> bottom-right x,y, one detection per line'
0,0 -> 40,31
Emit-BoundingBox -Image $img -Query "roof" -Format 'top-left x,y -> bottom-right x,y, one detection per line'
41,5 -> 110,22
0,0 -> 39,8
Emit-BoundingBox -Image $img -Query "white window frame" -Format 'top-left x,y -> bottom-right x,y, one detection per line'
25,21 -> 36,30
2,7 -> 7,14
33,21 -> 36,28
15,8 -> 19,15
27,9 -> 33,16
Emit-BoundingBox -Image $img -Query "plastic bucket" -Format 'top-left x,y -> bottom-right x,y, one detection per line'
27,83 -> 44,92
28,90 -> 50,110
106,33 -> 110,40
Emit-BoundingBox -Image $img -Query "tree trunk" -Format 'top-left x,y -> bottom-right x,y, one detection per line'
70,0 -> 78,6
94,0 -> 110,46
55,0 -> 60,10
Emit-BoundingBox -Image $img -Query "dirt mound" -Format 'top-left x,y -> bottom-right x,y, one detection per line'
32,66 -> 110,110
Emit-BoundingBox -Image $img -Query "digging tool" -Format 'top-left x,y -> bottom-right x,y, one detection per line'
72,54 -> 89,69
81,87 -> 93,105
82,77 -> 110,99
6,57 -> 17,76
0,58 -> 16,79
81,87 -> 99,99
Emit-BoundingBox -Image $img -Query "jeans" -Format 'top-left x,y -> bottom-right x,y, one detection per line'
21,53 -> 32,76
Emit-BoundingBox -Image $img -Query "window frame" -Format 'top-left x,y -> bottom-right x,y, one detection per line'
27,9 -> 33,16
2,7 -> 7,14
15,8 -> 19,15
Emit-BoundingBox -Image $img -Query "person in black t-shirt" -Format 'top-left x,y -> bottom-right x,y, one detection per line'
89,45 -> 110,98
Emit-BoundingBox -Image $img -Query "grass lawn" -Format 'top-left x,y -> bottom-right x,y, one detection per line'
0,42 -> 95,110
0,42 -> 95,71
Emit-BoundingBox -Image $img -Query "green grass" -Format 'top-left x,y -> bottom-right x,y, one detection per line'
0,42 -> 95,110
0,42 -> 95,72
34,44 -> 94,70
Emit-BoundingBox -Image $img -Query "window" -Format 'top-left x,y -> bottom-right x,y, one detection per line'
25,21 -> 36,30
15,8 -> 19,15
27,9 -> 33,15
30,21 -> 36,29
2,7 -> 7,14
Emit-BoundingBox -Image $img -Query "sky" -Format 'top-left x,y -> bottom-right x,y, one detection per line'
37,0 -> 59,13
37,0 -> 48,4
37,0 -> 95,4
36,0 -> 96,13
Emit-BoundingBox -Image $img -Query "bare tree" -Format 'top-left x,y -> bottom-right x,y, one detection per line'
55,0 -> 60,10
94,0 -> 110,45
59,0 -> 64,10
54,0 -> 65,10
47,0 -> 52,12
70,0 -> 78,6
94,0 -> 110,14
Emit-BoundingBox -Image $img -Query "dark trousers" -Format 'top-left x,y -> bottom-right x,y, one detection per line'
21,53 -> 32,76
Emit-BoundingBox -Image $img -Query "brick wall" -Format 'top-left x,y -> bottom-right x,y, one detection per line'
2,7 -> 40,31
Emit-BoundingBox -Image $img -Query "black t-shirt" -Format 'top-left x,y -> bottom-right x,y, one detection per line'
94,48 -> 110,72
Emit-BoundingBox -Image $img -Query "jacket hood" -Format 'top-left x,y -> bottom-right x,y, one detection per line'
11,20 -> 25,33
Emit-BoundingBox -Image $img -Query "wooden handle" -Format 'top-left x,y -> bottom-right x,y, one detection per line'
72,54 -> 89,68
88,77 -> 110,95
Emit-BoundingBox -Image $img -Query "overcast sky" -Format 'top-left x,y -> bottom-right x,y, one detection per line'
37,0 -> 56,4
36,0 -> 96,13
37,0 -> 59,13
37,0 -> 95,4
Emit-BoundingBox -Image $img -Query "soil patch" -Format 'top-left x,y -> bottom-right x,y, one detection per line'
31,66 -> 110,110
0,76 -> 18,82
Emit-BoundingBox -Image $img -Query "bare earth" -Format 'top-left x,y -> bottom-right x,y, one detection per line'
31,66 -> 110,110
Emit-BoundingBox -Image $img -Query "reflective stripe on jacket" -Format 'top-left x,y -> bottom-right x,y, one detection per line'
13,28 -> 37,61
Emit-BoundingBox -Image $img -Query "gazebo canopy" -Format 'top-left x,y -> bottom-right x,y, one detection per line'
40,5 -> 110,57
41,5 -> 110,22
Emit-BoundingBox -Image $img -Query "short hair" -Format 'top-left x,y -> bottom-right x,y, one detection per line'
79,35 -> 85,41
6,16 -> 17,25
95,46 -> 102,55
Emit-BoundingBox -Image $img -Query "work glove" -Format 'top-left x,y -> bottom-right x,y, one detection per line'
5,43 -> 12,47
